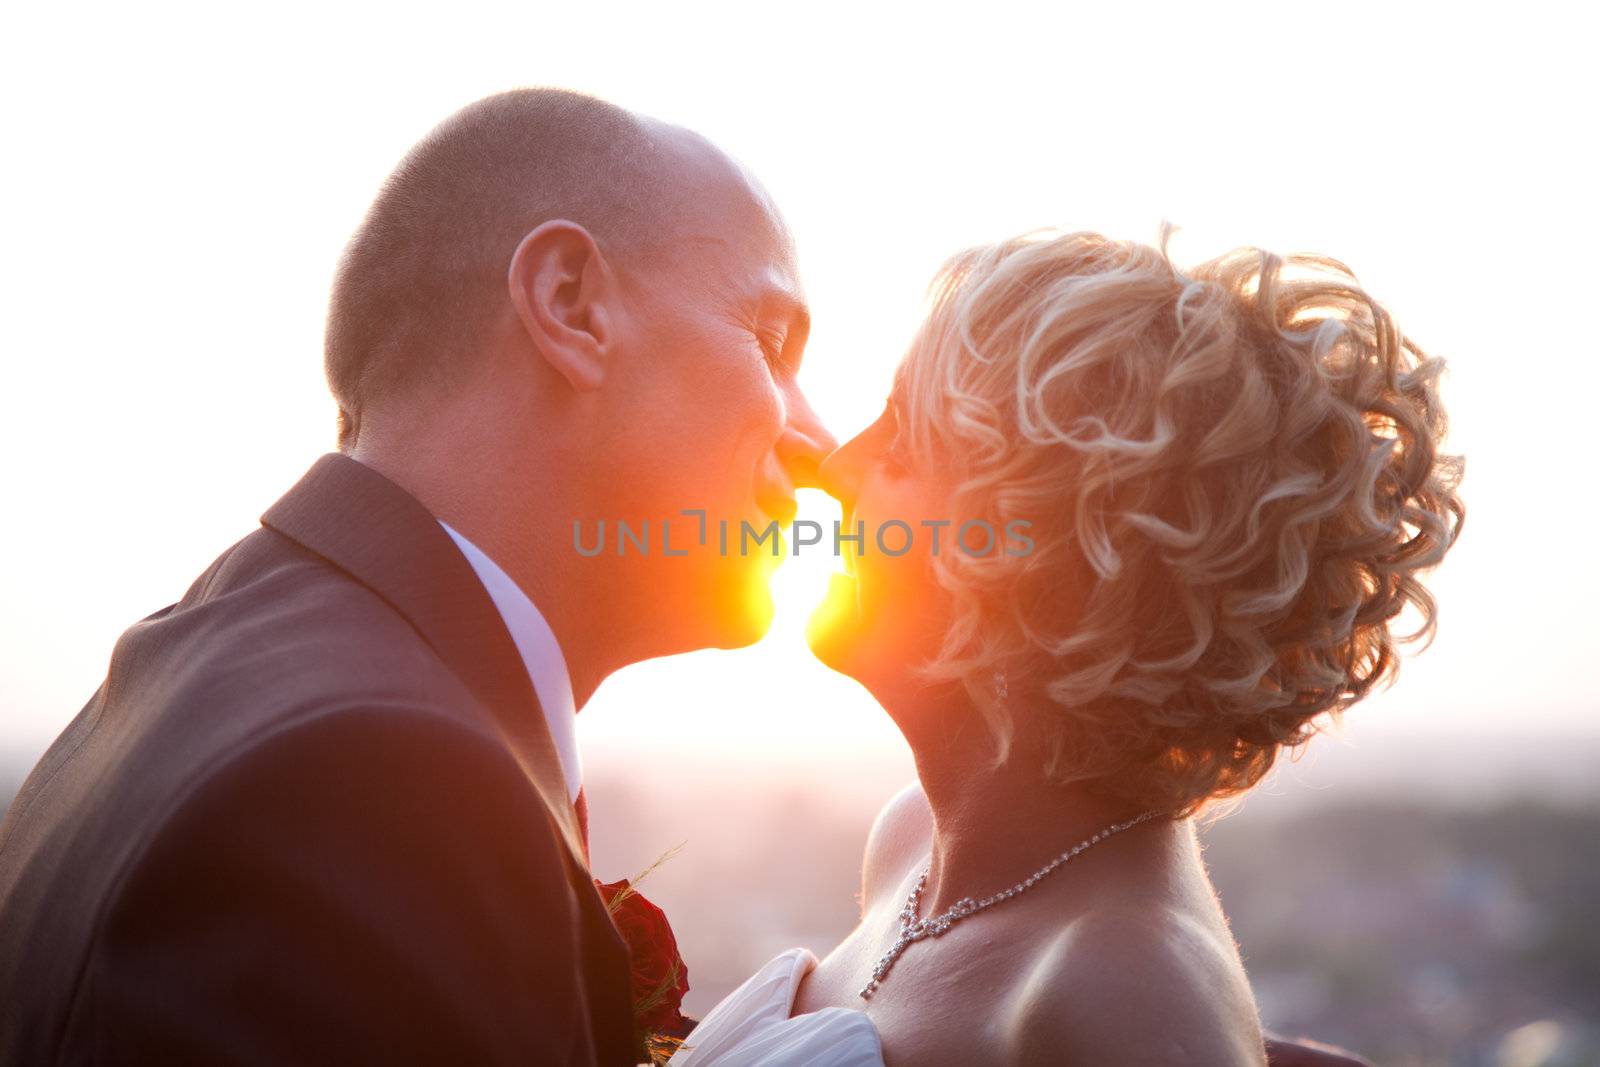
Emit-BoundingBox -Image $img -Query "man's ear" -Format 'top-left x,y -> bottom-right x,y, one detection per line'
506,220 -> 615,393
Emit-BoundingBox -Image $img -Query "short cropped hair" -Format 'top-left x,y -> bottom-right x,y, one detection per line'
896,229 -> 1466,817
325,89 -> 666,447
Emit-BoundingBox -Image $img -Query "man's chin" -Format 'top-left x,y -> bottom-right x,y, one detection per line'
704,580 -> 776,650
804,572 -> 864,675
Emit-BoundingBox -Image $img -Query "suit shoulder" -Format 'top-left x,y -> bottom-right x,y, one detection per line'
111,529 -> 476,741
175,527 -> 447,678
112,703 -> 573,923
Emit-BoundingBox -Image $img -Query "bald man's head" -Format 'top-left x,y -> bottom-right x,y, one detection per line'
325,88 -> 706,446
323,88 -> 833,663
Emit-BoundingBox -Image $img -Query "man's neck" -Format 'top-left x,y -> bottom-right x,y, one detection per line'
345,441 -> 642,711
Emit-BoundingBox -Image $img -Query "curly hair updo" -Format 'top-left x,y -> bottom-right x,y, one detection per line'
894,229 -> 1466,817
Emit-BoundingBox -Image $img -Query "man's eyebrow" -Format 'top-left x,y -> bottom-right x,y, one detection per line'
756,288 -> 809,334
753,287 -> 810,371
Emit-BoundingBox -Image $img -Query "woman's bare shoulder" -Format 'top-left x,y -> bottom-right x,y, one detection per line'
1008,906 -> 1266,1065
859,780 -> 934,913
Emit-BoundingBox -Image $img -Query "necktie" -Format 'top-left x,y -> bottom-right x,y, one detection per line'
574,785 -> 590,860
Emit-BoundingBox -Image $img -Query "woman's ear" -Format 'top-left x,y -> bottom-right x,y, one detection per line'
506,219 -> 615,393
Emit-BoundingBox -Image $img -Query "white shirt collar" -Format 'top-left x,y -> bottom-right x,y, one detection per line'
437,520 -> 582,802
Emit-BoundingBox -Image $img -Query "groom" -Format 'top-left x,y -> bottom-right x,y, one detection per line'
0,89 -> 831,1065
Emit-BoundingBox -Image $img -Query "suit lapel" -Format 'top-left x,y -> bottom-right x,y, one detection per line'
261,453 -> 588,869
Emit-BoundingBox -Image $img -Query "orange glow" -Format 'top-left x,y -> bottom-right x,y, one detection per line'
1,8 -> 1591,775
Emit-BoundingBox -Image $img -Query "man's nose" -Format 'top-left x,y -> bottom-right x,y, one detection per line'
814,444 -> 848,504
777,389 -> 838,490
814,437 -> 868,518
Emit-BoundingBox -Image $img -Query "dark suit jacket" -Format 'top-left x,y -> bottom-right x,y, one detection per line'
0,454 -> 637,1066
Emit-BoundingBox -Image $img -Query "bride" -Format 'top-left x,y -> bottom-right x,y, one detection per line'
670,230 -> 1464,1066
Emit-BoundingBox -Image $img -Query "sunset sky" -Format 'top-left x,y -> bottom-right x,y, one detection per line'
2,2 -> 1594,775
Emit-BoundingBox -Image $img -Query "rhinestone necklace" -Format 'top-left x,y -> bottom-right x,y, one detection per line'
859,809 -> 1164,999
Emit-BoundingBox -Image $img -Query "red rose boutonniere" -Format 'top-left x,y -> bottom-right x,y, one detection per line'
595,873 -> 691,1063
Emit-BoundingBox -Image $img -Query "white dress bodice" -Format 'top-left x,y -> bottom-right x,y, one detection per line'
667,948 -> 885,1067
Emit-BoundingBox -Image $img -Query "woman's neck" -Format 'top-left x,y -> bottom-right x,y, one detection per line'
892,687 -> 1173,915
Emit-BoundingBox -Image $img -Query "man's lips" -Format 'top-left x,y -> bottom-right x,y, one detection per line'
755,491 -> 798,528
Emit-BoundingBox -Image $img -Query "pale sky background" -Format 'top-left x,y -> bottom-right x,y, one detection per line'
2,2 -> 1595,777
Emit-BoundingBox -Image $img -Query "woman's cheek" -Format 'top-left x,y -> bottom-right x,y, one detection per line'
857,495 -> 944,623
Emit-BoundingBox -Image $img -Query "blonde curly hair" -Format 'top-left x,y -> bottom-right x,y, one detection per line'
895,228 -> 1466,817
